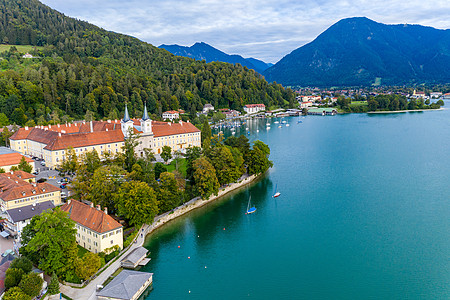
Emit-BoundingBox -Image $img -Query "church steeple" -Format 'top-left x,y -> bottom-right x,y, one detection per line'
142,103 -> 149,121
121,104 -> 134,138
140,103 -> 152,134
123,104 -> 131,122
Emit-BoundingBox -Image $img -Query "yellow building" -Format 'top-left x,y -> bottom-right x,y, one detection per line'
10,104 -> 201,168
0,153 -> 35,173
0,171 -> 60,211
61,200 -> 123,254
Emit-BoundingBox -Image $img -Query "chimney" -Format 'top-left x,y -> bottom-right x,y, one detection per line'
90,121 -> 93,133
107,120 -> 111,123
49,125 -> 51,128
104,207 -> 108,215
68,199 -> 71,204
25,126 -> 29,130
61,130 -> 66,134
168,122 -> 171,126
68,123 -> 71,127
10,171 -> 13,175
96,205 -> 101,211
106,128 -> 108,132
58,133 -> 61,137
90,202 -> 94,208
57,124 -> 60,128
180,120 -> 183,126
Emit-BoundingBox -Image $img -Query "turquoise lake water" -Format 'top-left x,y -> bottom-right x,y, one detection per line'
142,106 -> 450,299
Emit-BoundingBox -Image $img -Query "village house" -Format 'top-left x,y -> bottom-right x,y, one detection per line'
0,171 -> 60,211
162,110 -> 179,121
300,101 -> 313,109
0,152 -> 35,173
243,104 -> 265,114
202,103 -> 214,114
61,200 -> 123,254
9,104 -> 201,168
4,201 -> 55,241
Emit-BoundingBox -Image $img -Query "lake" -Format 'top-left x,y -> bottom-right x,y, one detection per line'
141,106 -> 450,299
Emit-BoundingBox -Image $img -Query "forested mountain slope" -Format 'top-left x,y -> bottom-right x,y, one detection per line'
0,0 -> 294,125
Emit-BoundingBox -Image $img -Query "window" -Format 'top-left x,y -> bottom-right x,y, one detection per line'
111,240 -> 114,244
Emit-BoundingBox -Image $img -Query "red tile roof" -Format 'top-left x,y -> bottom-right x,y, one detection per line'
163,111 -> 180,114
0,153 -> 33,167
244,104 -> 265,108
44,130 -> 124,151
61,200 -> 122,234
0,175 -> 58,202
152,121 -> 200,137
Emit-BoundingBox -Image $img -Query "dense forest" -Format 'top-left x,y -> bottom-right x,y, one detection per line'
0,0 -> 295,126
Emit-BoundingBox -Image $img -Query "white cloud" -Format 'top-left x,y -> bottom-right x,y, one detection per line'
41,0 -> 450,63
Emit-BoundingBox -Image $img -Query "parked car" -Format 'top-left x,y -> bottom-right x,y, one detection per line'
32,171 -> 39,175
37,178 -> 47,183
40,161 -> 46,166
60,184 -> 67,189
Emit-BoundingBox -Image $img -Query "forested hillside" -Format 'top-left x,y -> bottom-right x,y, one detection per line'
0,0 -> 295,126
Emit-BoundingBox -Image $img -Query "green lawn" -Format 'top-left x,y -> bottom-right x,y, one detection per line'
166,158 -> 187,177
77,245 -> 88,258
350,101 -> 368,107
0,44 -> 43,53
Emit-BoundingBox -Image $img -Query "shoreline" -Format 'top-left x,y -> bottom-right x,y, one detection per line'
142,173 -> 260,238
367,108 -> 444,114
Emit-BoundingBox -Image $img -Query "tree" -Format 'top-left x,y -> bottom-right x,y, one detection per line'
61,147 -> 77,174
0,113 -> 9,126
247,140 -> 273,175
5,268 -> 25,289
207,146 -> 240,185
18,272 -> 43,298
74,252 -> 101,281
154,162 -> 166,180
48,272 -> 60,295
11,108 -> 28,126
368,99 -> 379,111
2,127 -> 12,147
2,287 -> 31,300
437,99 -> 444,107
185,146 -> 202,181
24,207 -> 78,277
201,119 -> 211,149
160,145 -> 172,164
18,157 -> 33,173
192,157 -> 220,199
89,165 -> 127,214
123,129 -> 139,172
115,181 -> 159,226
10,257 -> 32,274
157,172 -> 180,212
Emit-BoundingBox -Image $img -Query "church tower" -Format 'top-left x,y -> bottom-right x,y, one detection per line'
121,104 -> 134,138
140,103 -> 152,134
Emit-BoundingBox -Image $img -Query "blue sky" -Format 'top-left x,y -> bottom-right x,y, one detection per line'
40,0 -> 450,63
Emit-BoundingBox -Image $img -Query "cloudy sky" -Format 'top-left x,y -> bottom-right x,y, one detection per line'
40,0 -> 450,63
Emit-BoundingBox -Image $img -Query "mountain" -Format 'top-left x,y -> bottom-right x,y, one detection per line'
0,0 -> 295,126
264,17 -> 450,86
159,42 -> 272,73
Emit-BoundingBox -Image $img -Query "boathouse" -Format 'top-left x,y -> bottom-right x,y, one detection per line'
121,246 -> 150,269
97,270 -> 153,300
307,108 -> 337,116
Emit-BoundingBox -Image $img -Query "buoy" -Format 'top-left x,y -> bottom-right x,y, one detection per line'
189,290 -> 191,293
178,245 -> 180,248
205,266 -> 207,268
223,228 -> 226,230
188,256 -> 190,259
197,235 -> 199,238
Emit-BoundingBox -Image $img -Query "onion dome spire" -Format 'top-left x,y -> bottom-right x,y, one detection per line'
123,104 -> 131,122
142,103 -> 150,121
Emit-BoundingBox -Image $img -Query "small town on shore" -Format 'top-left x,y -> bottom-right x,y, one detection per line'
0,78 -> 448,299
0,100 -> 277,300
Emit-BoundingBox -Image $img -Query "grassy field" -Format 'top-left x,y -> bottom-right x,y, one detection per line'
77,245 -> 89,258
166,158 -> 187,177
349,101 -> 368,107
0,44 -> 43,53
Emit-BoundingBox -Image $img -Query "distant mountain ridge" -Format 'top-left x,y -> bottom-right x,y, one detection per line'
159,42 -> 272,73
263,17 -> 450,86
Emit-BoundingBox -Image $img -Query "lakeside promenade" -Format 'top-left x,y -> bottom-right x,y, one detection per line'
53,174 -> 258,300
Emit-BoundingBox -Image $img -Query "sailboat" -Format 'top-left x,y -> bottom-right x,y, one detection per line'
246,196 -> 256,214
273,184 -> 281,198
